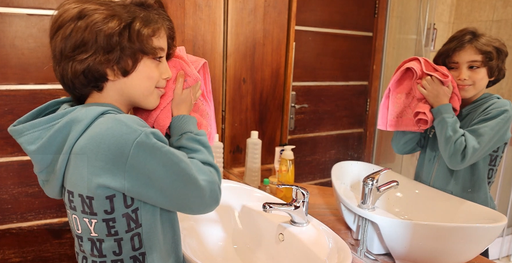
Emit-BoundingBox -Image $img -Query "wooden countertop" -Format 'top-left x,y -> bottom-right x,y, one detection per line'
297,183 -> 494,263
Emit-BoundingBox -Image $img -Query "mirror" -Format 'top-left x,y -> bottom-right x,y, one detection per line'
374,0 -> 512,246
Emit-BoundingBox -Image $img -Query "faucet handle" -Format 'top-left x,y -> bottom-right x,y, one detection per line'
277,184 -> 309,202
362,168 -> 391,187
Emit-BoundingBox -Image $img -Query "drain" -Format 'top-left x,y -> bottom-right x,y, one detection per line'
278,233 -> 285,242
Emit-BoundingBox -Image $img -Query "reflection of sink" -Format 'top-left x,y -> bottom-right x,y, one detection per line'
178,179 -> 352,263
331,161 -> 507,263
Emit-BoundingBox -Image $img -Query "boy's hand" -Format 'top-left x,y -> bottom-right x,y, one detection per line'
172,71 -> 202,116
417,76 -> 453,108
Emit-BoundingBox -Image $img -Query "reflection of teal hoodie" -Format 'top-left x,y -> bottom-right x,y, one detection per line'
8,97 -> 222,263
392,93 -> 512,209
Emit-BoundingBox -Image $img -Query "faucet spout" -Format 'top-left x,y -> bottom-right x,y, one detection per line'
262,184 -> 309,227
358,168 -> 399,211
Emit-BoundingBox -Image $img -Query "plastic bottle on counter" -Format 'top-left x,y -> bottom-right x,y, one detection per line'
261,178 -> 271,194
243,130 -> 262,188
274,146 -> 284,175
276,145 -> 295,202
212,134 -> 224,172
268,175 -> 278,195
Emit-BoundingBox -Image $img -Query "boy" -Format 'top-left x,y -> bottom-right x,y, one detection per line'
8,0 -> 221,262
391,27 -> 511,258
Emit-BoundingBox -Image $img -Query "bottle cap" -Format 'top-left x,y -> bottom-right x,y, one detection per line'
268,175 -> 277,185
281,145 -> 295,159
250,130 -> 259,139
263,178 -> 270,185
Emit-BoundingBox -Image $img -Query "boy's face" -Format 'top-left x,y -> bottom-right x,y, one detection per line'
112,31 -> 171,112
447,46 -> 493,106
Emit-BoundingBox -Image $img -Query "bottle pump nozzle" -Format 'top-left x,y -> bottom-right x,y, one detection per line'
281,145 -> 295,159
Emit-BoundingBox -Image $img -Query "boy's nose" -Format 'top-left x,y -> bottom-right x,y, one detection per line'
162,63 -> 172,80
456,68 -> 468,80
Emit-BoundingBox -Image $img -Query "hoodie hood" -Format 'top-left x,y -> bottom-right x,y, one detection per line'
8,97 -> 124,199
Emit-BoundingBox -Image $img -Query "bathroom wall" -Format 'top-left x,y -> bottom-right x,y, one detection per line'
374,0 -> 512,229
373,0 -> 433,176
448,0 -> 512,232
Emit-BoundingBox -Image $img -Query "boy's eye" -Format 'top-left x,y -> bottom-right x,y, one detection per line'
154,56 -> 165,62
468,65 -> 480,70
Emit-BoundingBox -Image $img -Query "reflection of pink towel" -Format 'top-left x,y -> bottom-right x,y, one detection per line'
377,56 -> 461,132
134,46 -> 217,144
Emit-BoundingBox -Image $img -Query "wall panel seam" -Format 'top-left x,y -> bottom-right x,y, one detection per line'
0,218 -> 68,230
293,81 -> 368,86
0,156 -> 30,163
0,85 -> 63,90
295,26 -> 373,36
289,129 -> 364,139
0,7 -> 55,15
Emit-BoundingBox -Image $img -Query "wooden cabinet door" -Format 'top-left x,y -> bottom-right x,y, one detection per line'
223,0 -> 290,171
285,0 -> 387,185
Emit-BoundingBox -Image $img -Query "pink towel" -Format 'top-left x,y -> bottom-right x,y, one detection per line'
377,56 -> 461,132
134,46 -> 217,144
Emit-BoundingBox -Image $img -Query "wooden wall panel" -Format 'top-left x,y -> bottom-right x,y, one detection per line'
296,0 -> 375,32
289,132 -> 365,183
0,221 -> 74,263
0,14 -> 57,84
163,0 -> 225,137
224,0 -> 290,168
293,31 -> 373,82
1,0 -> 225,135
0,160 -> 67,226
290,85 -> 367,135
1,89 -> 68,158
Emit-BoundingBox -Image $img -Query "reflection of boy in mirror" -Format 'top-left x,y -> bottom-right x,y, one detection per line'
7,0 -> 221,262
392,28 -> 511,258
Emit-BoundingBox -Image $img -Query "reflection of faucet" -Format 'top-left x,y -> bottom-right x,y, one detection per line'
262,184 -> 309,227
352,168 -> 399,261
358,168 -> 399,211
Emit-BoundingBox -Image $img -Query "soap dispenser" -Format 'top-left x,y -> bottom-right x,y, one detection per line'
276,145 -> 295,202
243,131 -> 262,188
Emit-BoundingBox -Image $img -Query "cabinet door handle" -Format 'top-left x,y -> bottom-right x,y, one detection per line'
289,92 -> 309,131
292,103 -> 308,109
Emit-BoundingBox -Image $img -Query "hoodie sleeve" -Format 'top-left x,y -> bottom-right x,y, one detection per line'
124,115 -> 221,215
432,102 -> 512,170
391,131 -> 427,155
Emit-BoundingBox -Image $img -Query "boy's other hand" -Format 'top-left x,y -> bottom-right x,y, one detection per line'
417,76 -> 453,108
172,71 -> 202,116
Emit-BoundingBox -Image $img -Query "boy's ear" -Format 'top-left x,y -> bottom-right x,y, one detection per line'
106,68 -> 119,80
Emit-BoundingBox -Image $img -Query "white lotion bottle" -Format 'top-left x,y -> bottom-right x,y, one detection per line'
212,134 -> 224,172
244,130 -> 262,188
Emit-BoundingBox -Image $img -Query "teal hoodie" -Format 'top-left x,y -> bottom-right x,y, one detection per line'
8,97 -> 222,263
392,93 -> 512,209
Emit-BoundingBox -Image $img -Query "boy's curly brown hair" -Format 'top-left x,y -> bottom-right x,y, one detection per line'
50,0 -> 176,104
433,27 -> 508,88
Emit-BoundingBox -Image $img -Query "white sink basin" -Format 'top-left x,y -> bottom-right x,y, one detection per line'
178,179 -> 352,263
331,161 -> 507,263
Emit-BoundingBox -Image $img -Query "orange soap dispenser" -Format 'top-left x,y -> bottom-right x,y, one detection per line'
276,145 -> 295,202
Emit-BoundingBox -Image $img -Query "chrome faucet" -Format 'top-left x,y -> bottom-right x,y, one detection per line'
358,168 -> 399,211
351,168 -> 399,261
262,184 -> 310,227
